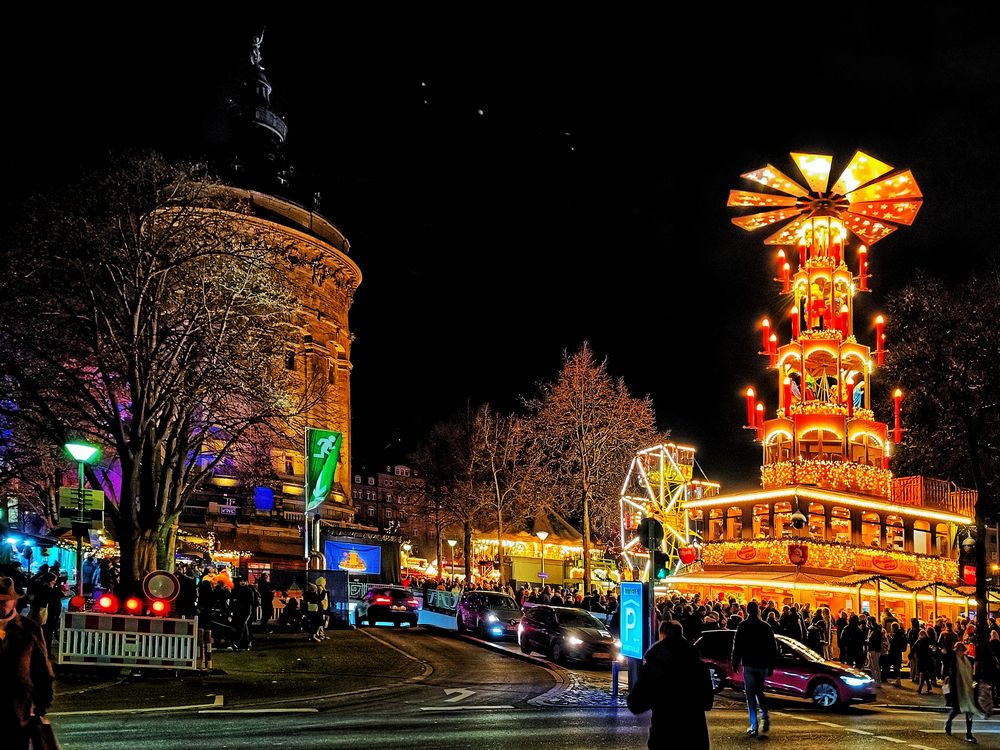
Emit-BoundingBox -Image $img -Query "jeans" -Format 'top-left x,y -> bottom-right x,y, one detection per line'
743,666 -> 769,731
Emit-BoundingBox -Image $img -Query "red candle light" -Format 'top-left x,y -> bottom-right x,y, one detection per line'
798,237 -> 807,266
846,376 -> 855,417
832,234 -> 842,265
782,262 -> 791,293
791,306 -> 800,339
782,377 -> 792,411
840,303 -> 850,339
875,314 -> 885,365
761,318 -> 771,353
777,249 -> 786,275
755,402 -> 764,440
858,245 -> 868,290
893,388 -> 903,443
745,387 -> 756,426
769,334 -> 778,367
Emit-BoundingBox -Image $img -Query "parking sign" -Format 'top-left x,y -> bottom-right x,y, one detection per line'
619,581 -> 644,659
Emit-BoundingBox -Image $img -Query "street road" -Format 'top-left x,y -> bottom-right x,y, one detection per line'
47,625 -> 998,750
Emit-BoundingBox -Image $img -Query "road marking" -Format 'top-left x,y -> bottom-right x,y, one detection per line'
198,708 -> 319,714
420,705 -> 514,712
874,736 -> 907,744
50,702 -> 219,716
817,721 -> 842,728
908,745 -> 937,749
214,695 -> 225,707
845,729 -> 873,735
444,688 -> 475,703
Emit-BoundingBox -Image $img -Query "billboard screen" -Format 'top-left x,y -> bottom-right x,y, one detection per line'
325,541 -> 381,576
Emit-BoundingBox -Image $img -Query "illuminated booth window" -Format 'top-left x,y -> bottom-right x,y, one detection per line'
808,502 -> 825,541
726,507 -> 743,540
752,504 -> 771,539
886,515 -> 904,552
774,501 -> 792,538
913,520 -> 931,556
830,506 -> 852,544
688,509 -> 704,538
935,523 -> 950,557
861,511 -> 881,548
708,509 -> 724,541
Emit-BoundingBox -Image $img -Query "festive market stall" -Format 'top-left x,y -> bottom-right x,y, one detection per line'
622,151 -> 979,624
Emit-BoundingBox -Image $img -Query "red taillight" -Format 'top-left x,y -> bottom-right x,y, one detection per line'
124,597 -> 142,614
149,599 -> 169,616
407,599 -> 419,607
374,596 -> 392,605
95,593 -> 119,613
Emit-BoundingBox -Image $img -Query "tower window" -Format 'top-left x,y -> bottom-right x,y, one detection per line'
284,349 -> 296,370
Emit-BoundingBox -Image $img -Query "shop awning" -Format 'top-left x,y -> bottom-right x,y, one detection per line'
826,573 -> 909,591
664,568 -> 854,593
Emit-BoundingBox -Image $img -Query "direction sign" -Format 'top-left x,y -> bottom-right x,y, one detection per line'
619,582 -> 644,659
58,487 -> 105,529
537,572 -> 549,579
58,487 -> 105,510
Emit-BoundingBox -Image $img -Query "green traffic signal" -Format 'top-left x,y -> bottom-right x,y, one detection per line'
653,550 -> 668,579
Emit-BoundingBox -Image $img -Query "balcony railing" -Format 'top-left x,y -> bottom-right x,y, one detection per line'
892,476 -> 976,518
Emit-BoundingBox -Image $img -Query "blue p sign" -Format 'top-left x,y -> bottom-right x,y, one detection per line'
619,582 -> 644,659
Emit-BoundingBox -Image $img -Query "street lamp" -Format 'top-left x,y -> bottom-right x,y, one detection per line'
65,441 -> 100,597
536,530 -> 549,581
447,538 -> 457,579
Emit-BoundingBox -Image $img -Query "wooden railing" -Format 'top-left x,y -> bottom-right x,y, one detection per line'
892,476 -> 976,517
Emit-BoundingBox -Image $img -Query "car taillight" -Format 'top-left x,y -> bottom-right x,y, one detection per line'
406,599 -> 419,607
374,596 -> 392,605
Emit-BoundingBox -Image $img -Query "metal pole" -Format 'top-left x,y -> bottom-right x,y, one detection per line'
76,460 -> 84,597
540,542 -> 545,578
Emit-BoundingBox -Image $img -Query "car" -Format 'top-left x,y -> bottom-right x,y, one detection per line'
455,590 -> 523,640
354,586 -> 420,627
517,604 -> 620,664
694,629 -> 876,708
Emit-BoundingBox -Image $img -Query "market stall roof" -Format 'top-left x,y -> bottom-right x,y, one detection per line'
898,579 -> 969,597
477,507 -> 583,547
665,568 -> 854,593
826,573 -> 909,591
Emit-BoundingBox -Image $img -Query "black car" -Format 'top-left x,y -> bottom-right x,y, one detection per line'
517,604 -> 619,664
456,591 -> 523,640
354,586 -> 419,627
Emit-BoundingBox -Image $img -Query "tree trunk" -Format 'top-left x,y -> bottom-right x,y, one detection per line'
130,529 -> 159,589
497,509 -> 504,586
156,516 -> 179,572
463,520 -> 472,584
582,490 -> 592,596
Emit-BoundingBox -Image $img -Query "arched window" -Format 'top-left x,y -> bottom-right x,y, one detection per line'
913,520 -> 931,556
934,523 -> 950,557
708,509 -> 724,541
808,503 -> 825,541
726,507 -> 743,540
861,511 -> 881,548
688,509 -> 705,539
773,501 -> 792,538
885,515 -> 904,552
752,504 -> 771,539
830,506 -> 852,544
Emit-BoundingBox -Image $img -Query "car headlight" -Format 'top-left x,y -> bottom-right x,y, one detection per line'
568,636 -> 584,645
614,639 -> 622,649
840,676 -> 872,687
486,613 -> 499,623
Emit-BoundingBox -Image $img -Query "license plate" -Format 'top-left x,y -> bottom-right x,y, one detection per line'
390,605 -> 406,611
593,652 -> 610,659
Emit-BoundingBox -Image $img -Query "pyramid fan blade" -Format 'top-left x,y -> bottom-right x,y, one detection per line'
727,190 -> 799,208
762,215 -> 810,245
741,165 -> 810,197
847,170 -> 923,203
830,151 -> 894,196
791,153 -> 833,194
841,211 -> 899,246
847,200 -> 923,226
731,207 -> 804,231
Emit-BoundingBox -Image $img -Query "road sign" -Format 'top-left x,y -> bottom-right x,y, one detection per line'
59,487 -> 105,510
637,516 -> 663,544
142,570 -> 181,601
537,572 -> 549,579
620,581 -> 644,659
59,487 -> 105,529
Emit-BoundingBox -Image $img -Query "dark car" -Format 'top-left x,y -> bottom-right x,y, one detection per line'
694,629 -> 876,708
456,591 -> 523,640
354,586 -> 419,627
518,604 -> 620,664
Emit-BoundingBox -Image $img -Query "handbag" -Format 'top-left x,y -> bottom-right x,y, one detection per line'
975,680 -> 994,719
29,715 -> 62,750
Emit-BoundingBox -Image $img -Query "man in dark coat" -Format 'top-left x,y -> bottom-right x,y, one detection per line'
0,576 -> 55,750
732,600 -> 777,737
627,619 -> 713,750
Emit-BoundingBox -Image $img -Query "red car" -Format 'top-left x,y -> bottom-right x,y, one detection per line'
694,629 -> 876,709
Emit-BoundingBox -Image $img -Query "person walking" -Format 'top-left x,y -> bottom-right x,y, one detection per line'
865,622 -> 884,687
944,642 -> 978,743
912,629 -> 937,695
0,576 -> 55,750
257,573 -> 274,633
732,600 -> 777,737
886,621 -> 906,687
626,619 -> 714,749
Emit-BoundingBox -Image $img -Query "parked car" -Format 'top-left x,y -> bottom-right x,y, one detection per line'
354,586 -> 420,627
456,591 -> 523,640
694,629 -> 876,708
518,605 -> 620,664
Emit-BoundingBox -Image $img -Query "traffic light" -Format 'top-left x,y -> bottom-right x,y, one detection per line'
652,550 -> 669,580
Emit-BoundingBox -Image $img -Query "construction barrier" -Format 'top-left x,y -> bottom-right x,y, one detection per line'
58,612 -> 200,670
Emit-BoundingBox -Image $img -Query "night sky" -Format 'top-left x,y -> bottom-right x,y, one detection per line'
2,9 -> 996,490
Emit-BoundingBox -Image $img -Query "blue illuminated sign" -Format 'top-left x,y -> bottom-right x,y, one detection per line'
620,582 -> 644,659
254,486 -> 274,511
325,541 -> 381,576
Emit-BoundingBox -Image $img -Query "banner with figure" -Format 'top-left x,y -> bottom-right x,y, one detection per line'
306,428 -> 343,512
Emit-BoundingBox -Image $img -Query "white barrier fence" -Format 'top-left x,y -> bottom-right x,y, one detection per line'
58,612 -> 200,670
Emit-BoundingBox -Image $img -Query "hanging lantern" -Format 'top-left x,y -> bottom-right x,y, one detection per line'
679,546 -> 697,565
787,542 -> 808,566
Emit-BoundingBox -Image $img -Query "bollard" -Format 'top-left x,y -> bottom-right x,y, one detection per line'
611,659 -> 620,700
205,629 -> 213,671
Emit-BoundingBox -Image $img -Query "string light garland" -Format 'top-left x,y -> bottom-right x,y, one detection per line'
761,460 -> 892,497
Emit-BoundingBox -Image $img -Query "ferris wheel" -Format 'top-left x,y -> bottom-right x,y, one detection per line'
619,443 -> 719,581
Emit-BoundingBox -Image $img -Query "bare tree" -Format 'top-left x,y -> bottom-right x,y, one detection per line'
0,151 -> 315,587
523,342 -> 664,589
886,266 -> 1000,658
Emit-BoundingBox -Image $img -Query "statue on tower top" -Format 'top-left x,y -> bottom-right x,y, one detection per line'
250,29 -> 265,68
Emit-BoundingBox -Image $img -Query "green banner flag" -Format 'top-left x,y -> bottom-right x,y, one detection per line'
306,428 -> 342,512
